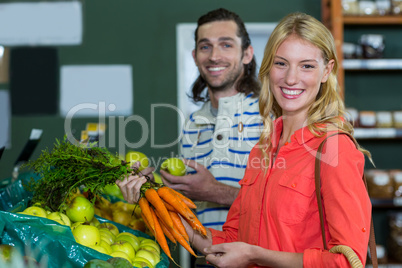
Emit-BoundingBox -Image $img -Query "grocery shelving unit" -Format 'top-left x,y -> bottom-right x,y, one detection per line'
321,0 -> 402,98
321,1 -> 402,266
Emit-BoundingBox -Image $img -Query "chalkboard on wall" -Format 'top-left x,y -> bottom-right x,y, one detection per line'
10,47 -> 59,115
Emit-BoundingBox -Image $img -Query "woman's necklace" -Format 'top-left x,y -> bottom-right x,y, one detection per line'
280,134 -> 291,147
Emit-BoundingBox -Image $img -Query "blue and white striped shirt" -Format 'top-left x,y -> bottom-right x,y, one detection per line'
180,92 -> 262,231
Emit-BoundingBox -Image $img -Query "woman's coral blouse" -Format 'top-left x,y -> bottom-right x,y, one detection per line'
210,117 -> 372,267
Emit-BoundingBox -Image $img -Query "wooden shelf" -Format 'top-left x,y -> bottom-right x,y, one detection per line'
343,15 -> 402,25
321,0 -> 402,99
354,128 -> 402,139
371,197 -> 402,208
344,59 -> 402,70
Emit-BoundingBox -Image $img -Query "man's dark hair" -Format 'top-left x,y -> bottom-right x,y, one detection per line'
191,8 -> 261,102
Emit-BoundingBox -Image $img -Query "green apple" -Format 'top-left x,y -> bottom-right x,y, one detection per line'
136,236 -> 146,243
99,240 -> 113,254
125,151 -> 149,171
153,172 -> 163,184
109,251 -> 132,265
116,231 -> 138,240
98,222 -> 119,237
90,216 -> 100,227
107,257 -> 132,268
103,184 -> 124,200
72,225 -> 100,247
66,196 -> 95,223
71,221 -> 85,232
135,249 -> 160,267
31,202 -> 43,207
132,256 -> 155,268
115,233 -> 140,252
47,212 -> 71,226
0,244 -> 16,262
140,239 -> 161,255
22,206 -> 48,218
89,244 -> 109,255
140,244 -> 160,256
160,158 -> 186,176
98,228 -> 116,245
84,259 -> 113,268
110,241 -> 135,261
128,218 -> 146,233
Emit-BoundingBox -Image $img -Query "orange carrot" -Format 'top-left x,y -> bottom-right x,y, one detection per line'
157,213 -> 177,244
150,207 -> 172,259
138,197 -> 154,231
158,187 -> 195,220
168,218 -> 198,258
145,188 -> 174,229
185,216 -> 207,237
162,199 -> 176,212
141,212 -> 155,236
168,188 -> 197,209
169,211 -> 190,242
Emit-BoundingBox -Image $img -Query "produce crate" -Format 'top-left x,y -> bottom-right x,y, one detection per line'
0,176 -> 170,268
0,173 -> 39,211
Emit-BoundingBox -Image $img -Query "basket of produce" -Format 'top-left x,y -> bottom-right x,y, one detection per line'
0,137 -> 206,267
0,200 -> 169,267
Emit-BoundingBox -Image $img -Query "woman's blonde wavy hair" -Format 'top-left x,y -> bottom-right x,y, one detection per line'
258,12 -> 372,165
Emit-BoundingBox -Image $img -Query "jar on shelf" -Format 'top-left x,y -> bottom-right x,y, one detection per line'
391,0 -> 402,14
376,111 -> 393,128
376,0 -> 392,15
359,111 -> 377,128
343,42 -> 359,59
366,169 -> 394,199
390,169 -> 402,197
359,0 -> 378,15
388,212 -> 402,263
393,111 -> 402,128
342,0 -> 360,15
346,107 -> 360,127
359,34 -> 385,59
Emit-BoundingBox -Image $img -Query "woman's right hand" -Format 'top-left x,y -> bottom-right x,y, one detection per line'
116,174 -> 147,204
115,161 -> 151,204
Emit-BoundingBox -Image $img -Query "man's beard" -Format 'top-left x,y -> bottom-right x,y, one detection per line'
208,79 -> 237,93
203,65 -> 244,93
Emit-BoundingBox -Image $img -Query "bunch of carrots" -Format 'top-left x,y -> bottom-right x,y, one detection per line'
138,186 -> 207,262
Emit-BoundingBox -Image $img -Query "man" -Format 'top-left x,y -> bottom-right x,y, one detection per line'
160,8 -> 262,233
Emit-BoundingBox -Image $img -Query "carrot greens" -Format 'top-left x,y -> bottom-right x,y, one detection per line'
23,137 -> 135,211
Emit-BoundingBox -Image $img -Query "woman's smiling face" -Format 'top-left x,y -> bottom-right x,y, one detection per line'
269,34 -> 334,117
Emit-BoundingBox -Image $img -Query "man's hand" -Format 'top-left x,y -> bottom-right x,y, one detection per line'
159,159 -> 239,205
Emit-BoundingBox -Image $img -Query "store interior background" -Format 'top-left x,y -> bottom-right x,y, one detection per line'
0,0 -> 401,266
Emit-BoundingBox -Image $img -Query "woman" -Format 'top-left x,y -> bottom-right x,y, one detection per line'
117,12 -> 372,268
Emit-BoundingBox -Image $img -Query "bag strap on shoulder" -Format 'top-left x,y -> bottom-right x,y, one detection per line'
315,132 -> 378,268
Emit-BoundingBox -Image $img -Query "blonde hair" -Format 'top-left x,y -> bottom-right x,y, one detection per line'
258,12 -> 372,164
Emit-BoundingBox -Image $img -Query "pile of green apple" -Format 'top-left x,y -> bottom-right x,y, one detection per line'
19,195 -> 161,267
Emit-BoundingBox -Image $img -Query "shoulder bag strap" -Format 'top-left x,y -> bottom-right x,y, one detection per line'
315,132 -> 378,268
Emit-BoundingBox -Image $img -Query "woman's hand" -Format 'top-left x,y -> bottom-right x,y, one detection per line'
205,242 -> 304,268
115,161 -> 152,203
204,242 -> 254,268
